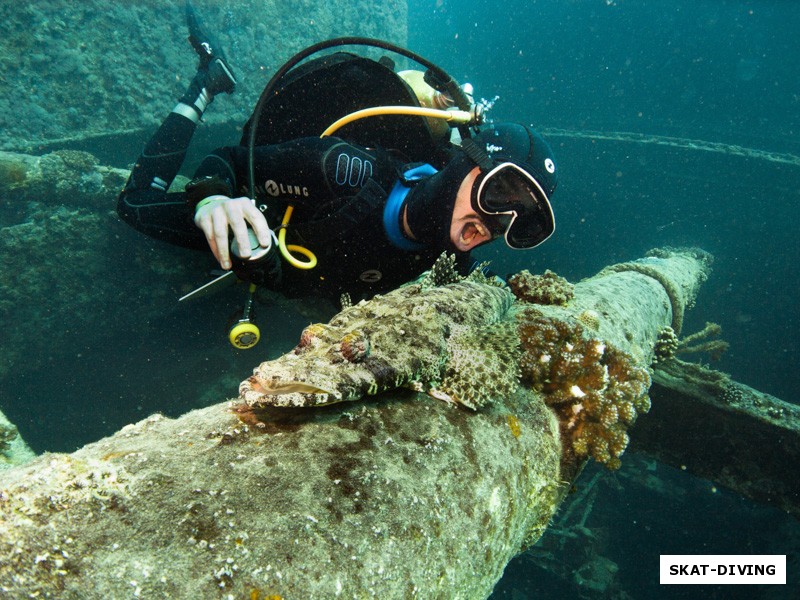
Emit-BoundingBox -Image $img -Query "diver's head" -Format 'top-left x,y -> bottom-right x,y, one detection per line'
467,123 -> 557,249
403,122 -> 557,252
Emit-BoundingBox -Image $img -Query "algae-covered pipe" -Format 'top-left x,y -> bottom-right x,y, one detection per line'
0,149 -> 130,210
0,409 -> 35,471
0,249 -> 710,598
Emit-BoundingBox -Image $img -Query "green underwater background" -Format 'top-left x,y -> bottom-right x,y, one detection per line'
1,0 -> 798,598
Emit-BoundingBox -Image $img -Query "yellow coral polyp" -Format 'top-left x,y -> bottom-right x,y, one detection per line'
617,401 -> 637,424
600,404 -> 619,428
634,394 -> 651,414
572,436 -> 588,456
506,414 -> 522,438
608,427 -> 630,457
591,440 -> 611,464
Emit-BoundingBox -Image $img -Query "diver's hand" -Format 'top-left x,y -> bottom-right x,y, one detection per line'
193,195 -> 273,270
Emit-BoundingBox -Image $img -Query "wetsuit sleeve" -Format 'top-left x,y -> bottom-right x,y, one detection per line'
189,137 -> 396,215
117,189 -> 206,249
119,135 -> 396,257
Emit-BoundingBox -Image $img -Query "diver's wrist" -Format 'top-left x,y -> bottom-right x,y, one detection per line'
194,194 -> 230,215
185,174 -> 234,211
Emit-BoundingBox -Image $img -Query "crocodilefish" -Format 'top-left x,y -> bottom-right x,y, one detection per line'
239,254 -> 521,409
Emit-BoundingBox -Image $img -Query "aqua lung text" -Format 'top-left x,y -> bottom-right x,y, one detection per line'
263,179 -> 310,198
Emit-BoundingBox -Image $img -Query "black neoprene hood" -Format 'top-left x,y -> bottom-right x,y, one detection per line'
402,151 -> 476,247
471,123 -> 558,197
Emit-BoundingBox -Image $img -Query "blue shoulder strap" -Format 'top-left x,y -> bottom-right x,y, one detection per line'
383,164 -> 438,250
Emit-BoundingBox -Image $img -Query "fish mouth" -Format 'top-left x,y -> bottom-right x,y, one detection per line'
258,382 -> 334,395
240,376 -> 339,407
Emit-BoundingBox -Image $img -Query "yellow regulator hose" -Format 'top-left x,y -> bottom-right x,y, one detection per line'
277,204 -> 317,269
320,106 -> 474,138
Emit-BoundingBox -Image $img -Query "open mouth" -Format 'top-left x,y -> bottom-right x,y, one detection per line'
456,219 -> 491,250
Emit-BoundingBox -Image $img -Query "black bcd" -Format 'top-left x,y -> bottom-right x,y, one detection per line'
240,52 -> 443,165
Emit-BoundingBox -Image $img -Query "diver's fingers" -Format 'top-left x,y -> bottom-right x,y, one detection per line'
195,212 -> 223,266
211,207 -> 233,270
226,202 -> 253,262
242,202 -> 272,247
194,195 -> 233,268
206,235 -> 222,266
194,196 -> 261,270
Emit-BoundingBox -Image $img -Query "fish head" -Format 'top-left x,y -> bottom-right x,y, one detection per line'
240,324 -> 377,408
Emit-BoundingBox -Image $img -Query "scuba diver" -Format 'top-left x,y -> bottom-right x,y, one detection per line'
118,4 -> 558,312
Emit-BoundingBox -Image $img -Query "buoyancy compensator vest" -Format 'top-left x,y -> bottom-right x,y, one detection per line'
240,52 -> 443,164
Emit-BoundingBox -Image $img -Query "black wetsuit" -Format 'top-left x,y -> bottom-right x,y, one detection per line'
118,116 -> 472,301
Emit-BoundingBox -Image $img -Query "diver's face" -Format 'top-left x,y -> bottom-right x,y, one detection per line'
450,167 -> 493,252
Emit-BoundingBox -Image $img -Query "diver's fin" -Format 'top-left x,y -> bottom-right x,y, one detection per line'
184,1 -> 237,94
186,1 -> 222,66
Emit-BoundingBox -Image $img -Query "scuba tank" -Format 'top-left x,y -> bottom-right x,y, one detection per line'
242,37 -> 483,185
396,69 -> 473,140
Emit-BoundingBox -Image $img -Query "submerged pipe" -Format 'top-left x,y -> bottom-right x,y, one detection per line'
0,249 -> 710,598
0,149 -> 129,210
0,409 -> 35,471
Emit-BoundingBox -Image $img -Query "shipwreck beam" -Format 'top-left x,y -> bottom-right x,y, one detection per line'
0,149 -> 130,210
634,360 -> 800,518
0,249 -> 710,598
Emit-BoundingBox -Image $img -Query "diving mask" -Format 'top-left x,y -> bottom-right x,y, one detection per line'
471,162 -> 555,249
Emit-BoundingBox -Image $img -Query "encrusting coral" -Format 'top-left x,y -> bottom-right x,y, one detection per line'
517,309 -> 651,470
652,326 -> 680,364
576,309 -> 602,332
651,322 -> 729,365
